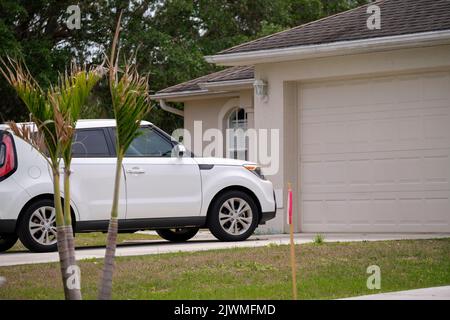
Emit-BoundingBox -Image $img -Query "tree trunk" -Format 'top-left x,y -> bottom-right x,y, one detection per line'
54,168 -> 82,300
98,217 -> 118,300
52,169 -> 71,300
56,225 -> 82,300
56,225 -> 70,300
98,158 -> 123,300
63,168 -> 82,300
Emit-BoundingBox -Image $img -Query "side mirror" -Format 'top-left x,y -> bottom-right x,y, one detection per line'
173,144 -> 186,158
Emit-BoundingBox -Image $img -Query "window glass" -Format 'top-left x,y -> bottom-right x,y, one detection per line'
125,127 -> 173,157
227,108 -> 248,160
72,129 -> 110,157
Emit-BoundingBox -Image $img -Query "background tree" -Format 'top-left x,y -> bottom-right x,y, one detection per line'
0,0 -> 369,132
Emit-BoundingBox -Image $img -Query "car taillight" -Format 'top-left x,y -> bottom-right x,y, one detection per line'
0,132 -> 17,181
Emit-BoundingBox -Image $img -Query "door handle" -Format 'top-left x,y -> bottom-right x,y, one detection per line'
126,167 -> 145,175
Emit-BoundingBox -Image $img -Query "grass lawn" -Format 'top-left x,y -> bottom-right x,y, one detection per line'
7,232 -> 160,252
0,238 -> 449,299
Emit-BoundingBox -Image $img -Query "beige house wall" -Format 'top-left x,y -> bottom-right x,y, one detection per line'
184,97 -> 229,156
254,44 -> 450,233
182,90 -> 254,158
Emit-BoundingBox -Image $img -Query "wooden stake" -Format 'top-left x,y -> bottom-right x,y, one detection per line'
288,182 -> 298,300
290,223 -> 297,300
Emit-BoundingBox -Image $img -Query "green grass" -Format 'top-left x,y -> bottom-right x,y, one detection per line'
0,238 -> 449,299
313,234 -> 324,245
7,232 -> 160,252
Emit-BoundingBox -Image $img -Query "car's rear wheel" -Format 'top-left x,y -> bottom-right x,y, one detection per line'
0,233 -> 18,252
18,199 -> 58,253
208,190 -> 259,241
156,228 -> 199,242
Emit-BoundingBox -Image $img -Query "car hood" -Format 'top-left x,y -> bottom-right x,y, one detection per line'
194,157 -> 255,166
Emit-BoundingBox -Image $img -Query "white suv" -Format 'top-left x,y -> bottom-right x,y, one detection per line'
0,120 -> 276,252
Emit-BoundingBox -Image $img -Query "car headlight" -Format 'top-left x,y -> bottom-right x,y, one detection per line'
243,164 -> 266,180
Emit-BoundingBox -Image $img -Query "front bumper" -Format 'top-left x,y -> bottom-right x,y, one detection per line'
259,190 -> 277,224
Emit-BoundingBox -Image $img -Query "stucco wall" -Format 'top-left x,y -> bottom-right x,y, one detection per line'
182,90 -> 254,158
183,97 -> 230,157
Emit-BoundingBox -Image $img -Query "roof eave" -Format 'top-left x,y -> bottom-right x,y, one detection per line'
150,89 -> 210,100
150,89 -> 239,102
151,79 -> 254,101
198,78 -> 254,91
205,30 -> 450,66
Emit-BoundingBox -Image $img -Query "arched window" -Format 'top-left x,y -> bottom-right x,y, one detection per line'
227,108 -> 248,160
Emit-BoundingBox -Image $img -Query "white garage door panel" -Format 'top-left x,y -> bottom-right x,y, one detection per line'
299,72 -> 450,232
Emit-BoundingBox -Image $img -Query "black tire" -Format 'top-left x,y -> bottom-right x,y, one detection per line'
18,199 -> 58,253
156,228 -> 199,242
208,190 -> 259,242
0,233 -> 18,252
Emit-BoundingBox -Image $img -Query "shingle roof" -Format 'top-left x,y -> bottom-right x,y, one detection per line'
155,66 -> 254,95
219,0 -> 450,55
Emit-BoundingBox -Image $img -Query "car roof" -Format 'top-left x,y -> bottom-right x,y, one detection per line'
1,119 -> 153,131
76,119 -> 152,129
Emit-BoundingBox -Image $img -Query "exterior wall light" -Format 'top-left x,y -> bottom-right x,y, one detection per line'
253,79 -> 268,97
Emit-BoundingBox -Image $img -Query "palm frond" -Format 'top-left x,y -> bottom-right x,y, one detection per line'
7,121 -> 47,155
0,57 -> 59,162
110,64 -> 150,155
48,63 -> 103,161
108,13 -> 150,155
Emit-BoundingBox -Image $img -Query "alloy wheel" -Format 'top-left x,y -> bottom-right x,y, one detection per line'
28,206 -> 57,246
219,198 -> 253,235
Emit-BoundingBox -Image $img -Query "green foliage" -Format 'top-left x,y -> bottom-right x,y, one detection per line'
108,11 -> 150,157
110,64 -> 150,156
0,57 -> 59,163
0,0 -> 370,132
1,57 -> 102,165
314,234 -> 325,245
48,64 -> 102,163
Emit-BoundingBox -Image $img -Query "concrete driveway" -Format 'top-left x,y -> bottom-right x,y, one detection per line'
342,285 -> 450,300
0,232 -> 448,267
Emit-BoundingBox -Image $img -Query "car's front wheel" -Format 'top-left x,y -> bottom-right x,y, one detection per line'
0,233 -> 18,252
208,190 -> 259,241
18,199 -> 58,252
156,228 -> 199,242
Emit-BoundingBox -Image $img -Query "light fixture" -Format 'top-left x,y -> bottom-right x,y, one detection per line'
253,79 -> 268,97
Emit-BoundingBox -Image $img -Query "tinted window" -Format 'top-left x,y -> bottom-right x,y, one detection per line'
125,127 -> 173,157
72,129 -> 110,158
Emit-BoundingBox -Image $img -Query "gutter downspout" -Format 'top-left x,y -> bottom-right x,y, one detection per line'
158,99 -> 184,117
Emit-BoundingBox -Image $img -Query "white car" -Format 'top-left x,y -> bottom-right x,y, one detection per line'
0,120 -> 276,252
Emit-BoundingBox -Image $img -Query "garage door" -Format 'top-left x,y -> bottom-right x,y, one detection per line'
299,72 -> 450,232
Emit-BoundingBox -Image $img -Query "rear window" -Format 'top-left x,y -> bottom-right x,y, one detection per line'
72,129 -> 111,158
